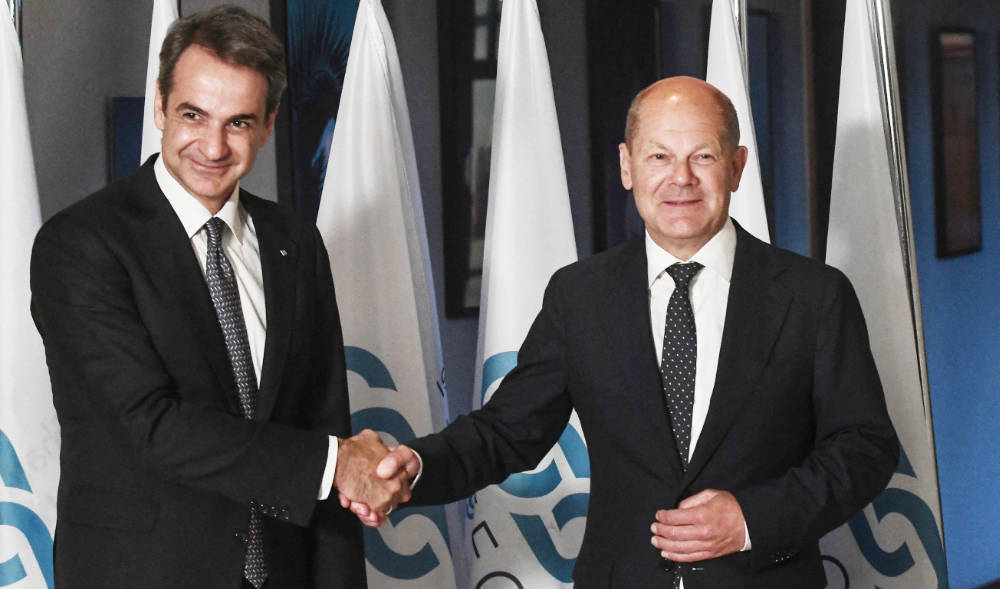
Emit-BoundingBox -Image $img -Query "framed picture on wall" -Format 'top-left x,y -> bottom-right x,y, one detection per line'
110,96 -> 144,181
438,0 -> 501,317
930,28 -> 982,257
271,0 -> 358,221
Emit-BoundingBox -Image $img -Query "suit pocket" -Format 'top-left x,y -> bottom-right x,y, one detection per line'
63,483 -> 159,531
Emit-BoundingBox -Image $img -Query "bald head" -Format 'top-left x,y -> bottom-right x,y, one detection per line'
624,77 -> 740,153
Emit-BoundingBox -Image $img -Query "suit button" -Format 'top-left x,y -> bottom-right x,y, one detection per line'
280,508 -> 290,520
660,560 -> 676,572
772,551 -> 791,563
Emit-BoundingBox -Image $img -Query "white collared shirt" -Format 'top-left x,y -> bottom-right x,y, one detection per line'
646,218 -> 750,557
646,218 -> 736,461
155,157 -> 268,383
154,157 -> 339,500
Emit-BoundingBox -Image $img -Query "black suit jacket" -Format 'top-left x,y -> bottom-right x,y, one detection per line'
30,159 -> 365,588
408,224 -> 898,588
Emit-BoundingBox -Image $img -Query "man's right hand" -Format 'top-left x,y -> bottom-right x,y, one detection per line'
333,429 -> 414,526
338,443 -> 421,527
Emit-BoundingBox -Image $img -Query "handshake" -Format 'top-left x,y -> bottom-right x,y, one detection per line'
331,429 -> 421,527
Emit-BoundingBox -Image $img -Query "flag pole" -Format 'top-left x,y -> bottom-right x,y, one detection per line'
5,0 -> 19,40
867,0 -> 945,547
732,0 -> 748,80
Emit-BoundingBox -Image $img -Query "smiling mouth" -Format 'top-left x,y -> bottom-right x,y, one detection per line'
191,161 -> 231,174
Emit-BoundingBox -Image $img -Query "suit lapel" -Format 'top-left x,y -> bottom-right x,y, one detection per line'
681,225 -> 792,488
604,238 -> 686,483
132,163 -> 241,414
242,193 -> 298,421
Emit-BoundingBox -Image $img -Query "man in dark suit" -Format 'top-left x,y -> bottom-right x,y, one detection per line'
350,77 -> 899,587
30,6 -> 409,588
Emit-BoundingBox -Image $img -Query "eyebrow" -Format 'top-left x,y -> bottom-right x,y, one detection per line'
646,140 -> 719,153
175,102 -> 207,116
174,102 -> 260,123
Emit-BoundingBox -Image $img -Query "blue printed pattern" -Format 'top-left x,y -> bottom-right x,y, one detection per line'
0,429 -> 54,588
203,218 -> 267,587
344,347 -> 452,581
844,443 -> 948,588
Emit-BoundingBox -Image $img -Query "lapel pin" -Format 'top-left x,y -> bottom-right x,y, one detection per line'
279,249 -> 288,257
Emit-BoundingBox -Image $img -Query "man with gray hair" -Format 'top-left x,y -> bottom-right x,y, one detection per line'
31,5 -> 407,588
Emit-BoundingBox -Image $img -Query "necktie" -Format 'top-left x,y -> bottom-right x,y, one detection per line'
660,262 -> 703,589
204,217 -> 268,588
660,262 -> 703,470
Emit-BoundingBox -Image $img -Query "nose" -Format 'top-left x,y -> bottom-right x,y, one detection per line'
199,124 -> 230,161
670,159 -> 695,186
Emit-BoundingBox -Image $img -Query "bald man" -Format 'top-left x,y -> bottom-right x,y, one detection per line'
351,77 -> 898,588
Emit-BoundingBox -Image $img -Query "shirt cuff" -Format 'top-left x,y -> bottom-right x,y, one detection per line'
409,448 -> 424,490
742,519 -> 752,551
317,435 -> 339,500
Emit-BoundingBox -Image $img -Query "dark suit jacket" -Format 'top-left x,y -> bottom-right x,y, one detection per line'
30,159 -> 365,588
408,224 -> 898,588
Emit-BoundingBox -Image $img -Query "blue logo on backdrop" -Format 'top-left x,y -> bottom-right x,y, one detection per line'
344,347 -> 452,580
0,429 -> 54,589
477,352 -> 591,583
828,442 -> 947,588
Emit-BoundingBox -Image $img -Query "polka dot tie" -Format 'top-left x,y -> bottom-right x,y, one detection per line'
660,262 -> 702,471
204,218 -> 268,588
661,262 -> 702,589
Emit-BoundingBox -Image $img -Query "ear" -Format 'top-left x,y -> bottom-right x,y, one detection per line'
258,108 -> 278,147
728,145 -> 749,192
153,86 -> 166,132
619,142 -> 633,190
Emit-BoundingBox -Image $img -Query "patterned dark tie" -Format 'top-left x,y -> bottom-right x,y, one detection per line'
660,261 -> 703,589
660,262 -> 703,469
203,218 -> 267,588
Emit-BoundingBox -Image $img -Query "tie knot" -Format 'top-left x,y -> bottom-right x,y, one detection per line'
666,262 -> 703,289
204,217 -> 225,248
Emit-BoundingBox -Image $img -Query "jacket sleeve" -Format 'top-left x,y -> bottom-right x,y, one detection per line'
294,225 -> 366,587
408,268 -> 574,505
733,271 -> 899,570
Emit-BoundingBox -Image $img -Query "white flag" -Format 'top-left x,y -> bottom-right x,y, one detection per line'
0,11 -> 59,589
467,1 -> 587,587
141,0 -> 178,163
822,1 -> 946,587
706,0 -> 769,242
316,1 -> 459,586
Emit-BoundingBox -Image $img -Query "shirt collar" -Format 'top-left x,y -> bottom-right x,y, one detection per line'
154,155 -> 245,244
645,218 -> 737,287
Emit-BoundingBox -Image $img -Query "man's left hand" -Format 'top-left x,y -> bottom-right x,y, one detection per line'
650,489 -> 746,562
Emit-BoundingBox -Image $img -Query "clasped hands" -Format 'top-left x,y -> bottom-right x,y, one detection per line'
332,429 -> 419,527
650,489 -> 748,562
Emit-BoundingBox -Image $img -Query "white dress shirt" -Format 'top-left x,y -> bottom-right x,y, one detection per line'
154,157 -> 338,500
646,218 -> 751,560
646,219 -> 735,462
